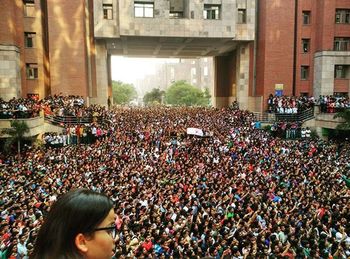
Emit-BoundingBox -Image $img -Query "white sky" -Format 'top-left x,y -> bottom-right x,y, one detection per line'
111,56 -> 179,85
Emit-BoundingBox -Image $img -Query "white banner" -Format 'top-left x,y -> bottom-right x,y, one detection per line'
186,127 -> 204,137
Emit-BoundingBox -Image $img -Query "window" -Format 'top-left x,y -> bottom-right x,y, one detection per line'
191,67 -> 196,76
302,11 -> 311,25
103,4 -> 113,19
237,9 -> 247,23
23,0 -> 35,17
134,2 -> 154,18
203,4 -> 220,20
334,37 -> 350,51
26,63 -> 38,79
203,67 -> 208,76
169,12 -> 183,18
301,66 -> 309,80
334,65 -> 347,79
170,67 -> 175,81
335,9 -> 350,24
302,39 -> 310,53
169,0 -> 184,18
24,32 -> 36,48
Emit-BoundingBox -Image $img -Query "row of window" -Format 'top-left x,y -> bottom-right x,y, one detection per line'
23,0 -> 349,25
102,3 -> 350,24
301,37 -> 350,53
24,63 -> 346,81
103,2 -> 247,22
302,9 -> 350,25
26,30 -> 348,53
300,65 -> 349,80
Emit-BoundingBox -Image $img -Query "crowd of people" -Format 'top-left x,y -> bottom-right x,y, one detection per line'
0,98 -> 41,119
319,95 -> 350,113
43,122 -> 109,147
267,94 -> 350,115
267,95 -> 315,114
1,103 -> 350,258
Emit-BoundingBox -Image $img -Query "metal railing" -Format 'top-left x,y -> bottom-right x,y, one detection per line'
254,108 -> 315,123
274,108 -> 314,122
0,109 -> 40,119
44,114 -> 103,126
252,112 -> 275,123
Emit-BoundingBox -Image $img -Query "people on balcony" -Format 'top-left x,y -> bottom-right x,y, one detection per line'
319,95 -> 350,113
267,95 -> 315,114
0,97 -> 40,119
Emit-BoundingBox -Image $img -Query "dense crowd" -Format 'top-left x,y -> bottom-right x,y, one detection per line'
267,95 -> 315,114
0,98 -> 40,119
268,94 -> 350,115
1,106 -> 350,258
319,95 -> 350,113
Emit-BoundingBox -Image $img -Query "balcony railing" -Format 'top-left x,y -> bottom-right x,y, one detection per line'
44,114 -> 103,126
254,108 -> 315,123
0,109 -> 40,119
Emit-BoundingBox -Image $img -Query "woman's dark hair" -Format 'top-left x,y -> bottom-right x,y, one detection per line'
31,189 -> 113,259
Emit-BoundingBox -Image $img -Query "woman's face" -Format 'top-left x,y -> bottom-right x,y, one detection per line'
84,208 -> 116,259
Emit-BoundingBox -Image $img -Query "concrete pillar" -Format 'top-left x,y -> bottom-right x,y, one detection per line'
213,43 -> 252,110
213,51 -> 236,108
0,45 -> 21,100
89,42 -> 108,106
236,43 -> 251,111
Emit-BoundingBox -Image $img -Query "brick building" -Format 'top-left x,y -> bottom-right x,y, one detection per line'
257,0 -> 350,105
0,0 -> 95,101
0,0 -> 349,111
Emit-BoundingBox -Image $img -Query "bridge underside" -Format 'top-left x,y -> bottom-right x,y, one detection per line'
105,36 -> 239,57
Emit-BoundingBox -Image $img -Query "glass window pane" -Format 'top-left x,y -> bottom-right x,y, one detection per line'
144,7 -> 153,17
135,7 -> 143,17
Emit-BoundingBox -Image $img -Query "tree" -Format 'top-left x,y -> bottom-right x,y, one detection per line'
164,80 -> 210,106
143,88 -> 164,105
334,109 -> 350,130
112,80 -> 137,105
1,120 -> 30,158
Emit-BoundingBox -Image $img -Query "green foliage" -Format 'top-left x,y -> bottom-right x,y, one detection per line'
164,80 -> 210,106
1,120 -> 30,157
263,124 -> 271,131
334,109 -> 350,130
143,88 -> 164,105
112,80 -> 137,105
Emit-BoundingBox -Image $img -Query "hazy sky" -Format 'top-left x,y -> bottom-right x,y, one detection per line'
111,56 -> 179,85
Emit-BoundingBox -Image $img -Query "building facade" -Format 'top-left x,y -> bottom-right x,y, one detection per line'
0,0 -> 349,112
257,0 -> 350,106
0,0 -> 96,101
135,58 -> 214,97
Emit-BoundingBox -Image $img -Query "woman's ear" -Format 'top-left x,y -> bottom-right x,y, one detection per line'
75,233 -> 88,253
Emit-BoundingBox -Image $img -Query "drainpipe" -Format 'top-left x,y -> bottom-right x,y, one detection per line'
292,0 -> 298,96
252,0 -> 258,97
